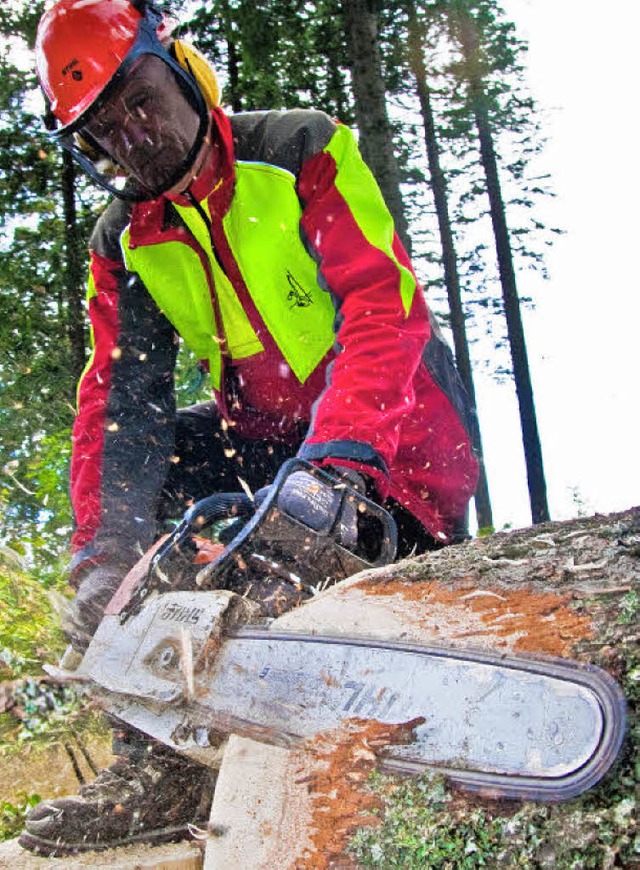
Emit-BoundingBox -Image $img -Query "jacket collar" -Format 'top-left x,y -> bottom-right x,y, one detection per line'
167,106 -> 235,215
129,107 -> 235,245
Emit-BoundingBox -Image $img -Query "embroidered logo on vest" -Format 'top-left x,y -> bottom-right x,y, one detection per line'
286,270 -> 313,309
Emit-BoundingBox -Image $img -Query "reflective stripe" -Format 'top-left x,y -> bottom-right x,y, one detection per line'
76,272 -> 98,407
326,125 -> 417,316
87,269 -> 97,301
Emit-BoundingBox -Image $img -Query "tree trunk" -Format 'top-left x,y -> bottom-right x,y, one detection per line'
342,0 -> 412,254
407,8 -> 493,531
456,14 -> 550,525
44,97 -> 86,392
219,0 -> 242,112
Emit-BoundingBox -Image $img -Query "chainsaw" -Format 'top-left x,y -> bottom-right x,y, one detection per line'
50,459 -> 626,803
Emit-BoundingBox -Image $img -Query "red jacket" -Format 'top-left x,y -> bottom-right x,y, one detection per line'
71,109 -> 478,571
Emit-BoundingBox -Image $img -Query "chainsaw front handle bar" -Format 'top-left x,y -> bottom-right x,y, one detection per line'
150,491 -> 255,579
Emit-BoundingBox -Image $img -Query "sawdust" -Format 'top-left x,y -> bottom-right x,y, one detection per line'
0,837 -> 204,869
192,539 -> 225,564
290,717 -> 423,869
106,536 -> 224,616
356,578 -> 593,657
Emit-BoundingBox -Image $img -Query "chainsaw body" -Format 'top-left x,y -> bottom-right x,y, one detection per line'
51,460 -> 626,803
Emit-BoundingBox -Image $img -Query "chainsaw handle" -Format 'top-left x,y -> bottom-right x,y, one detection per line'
181,492 -> 255,529
150,492 -> 255,577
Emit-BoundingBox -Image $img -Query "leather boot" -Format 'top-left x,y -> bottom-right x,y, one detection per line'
19,727 -> 215,856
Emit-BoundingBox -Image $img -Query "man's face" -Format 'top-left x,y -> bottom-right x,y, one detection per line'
84,54 -> 201,194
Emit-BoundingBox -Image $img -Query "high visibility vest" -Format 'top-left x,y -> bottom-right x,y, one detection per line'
121,161 -> 337,390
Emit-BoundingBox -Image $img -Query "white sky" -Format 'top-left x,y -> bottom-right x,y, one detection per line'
470,0 -> 640,530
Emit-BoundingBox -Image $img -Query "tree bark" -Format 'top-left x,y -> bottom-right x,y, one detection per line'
207,505 -> 639,867
219,0 -> 242,112
342,0 -> 412,254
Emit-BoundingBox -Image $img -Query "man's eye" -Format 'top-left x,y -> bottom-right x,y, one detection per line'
128,93 -> 152,117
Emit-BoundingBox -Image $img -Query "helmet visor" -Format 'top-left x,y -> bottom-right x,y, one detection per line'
83,54 -> 203,195
52,20 -> 209,200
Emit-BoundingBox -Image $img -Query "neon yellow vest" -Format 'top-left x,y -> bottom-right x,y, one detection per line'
121,161 -> 336,390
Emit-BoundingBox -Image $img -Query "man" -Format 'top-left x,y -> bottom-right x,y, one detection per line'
21,0 -> 479,855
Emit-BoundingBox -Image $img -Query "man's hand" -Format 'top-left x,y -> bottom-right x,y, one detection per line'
275,466 -> 367,549
63,564 -> 126,652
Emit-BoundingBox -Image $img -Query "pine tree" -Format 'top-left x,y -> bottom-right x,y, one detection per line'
341,0 -> 412,253
444,0 -> 550,523
404,0 -> 493,530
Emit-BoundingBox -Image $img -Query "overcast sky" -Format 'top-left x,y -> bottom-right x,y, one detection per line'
470,0 -> 640,530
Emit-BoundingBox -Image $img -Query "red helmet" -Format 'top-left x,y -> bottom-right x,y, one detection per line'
34,0 -> 214,201
35,0 -> 172,128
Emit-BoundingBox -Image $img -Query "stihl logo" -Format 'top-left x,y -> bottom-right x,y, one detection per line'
62,59 -> 83,81
160,602 -> 204,625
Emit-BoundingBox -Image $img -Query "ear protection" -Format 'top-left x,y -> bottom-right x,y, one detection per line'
172,40 -> 221,109
132,0 -> 221,106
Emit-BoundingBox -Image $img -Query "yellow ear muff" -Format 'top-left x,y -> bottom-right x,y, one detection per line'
173,40 -> 221,109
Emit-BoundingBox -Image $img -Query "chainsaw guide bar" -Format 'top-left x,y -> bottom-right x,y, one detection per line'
72,589 -> 626,803
51,462 -> 626,804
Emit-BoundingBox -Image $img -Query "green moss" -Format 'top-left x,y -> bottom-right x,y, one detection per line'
350,640 -> 639,869
617,589 -> 639,624
0,793 -> 40,842
350,770 -> 638,868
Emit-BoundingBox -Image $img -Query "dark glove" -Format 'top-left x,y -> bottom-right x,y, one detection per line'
276,465 -> 367,549
63,563 -> 126,652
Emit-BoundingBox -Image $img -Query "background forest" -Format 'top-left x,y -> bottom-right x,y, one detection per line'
0,0 -> 559,582
0,2 -> 638,862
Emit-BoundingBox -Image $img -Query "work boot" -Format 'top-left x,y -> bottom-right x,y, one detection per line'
18,736 -> 216,856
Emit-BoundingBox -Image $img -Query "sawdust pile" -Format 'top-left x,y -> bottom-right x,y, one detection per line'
356,578 -> 593,657
290,717 -> 423,869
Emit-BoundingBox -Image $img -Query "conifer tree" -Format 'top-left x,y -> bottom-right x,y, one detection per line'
444,0 -> 550,523
404,0 -> 493,530
341,0 -> 412,253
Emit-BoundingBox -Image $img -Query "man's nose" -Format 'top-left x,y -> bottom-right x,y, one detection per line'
120,107 -> 158,148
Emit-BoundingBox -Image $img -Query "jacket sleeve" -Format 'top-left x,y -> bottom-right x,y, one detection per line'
70,200 -> 178,577
296,123 -> 431,497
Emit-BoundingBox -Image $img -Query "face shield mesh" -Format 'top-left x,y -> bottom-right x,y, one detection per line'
52,22 -> 210,200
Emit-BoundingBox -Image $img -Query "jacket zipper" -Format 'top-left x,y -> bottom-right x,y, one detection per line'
183,190 -> 241,411
184,190 -> 228,275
